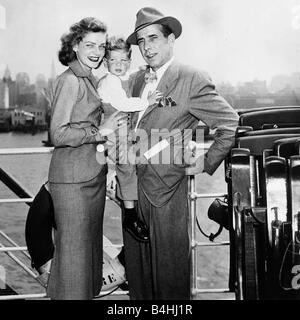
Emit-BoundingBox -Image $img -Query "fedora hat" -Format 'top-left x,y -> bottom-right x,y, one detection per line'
127,7 -> 182,45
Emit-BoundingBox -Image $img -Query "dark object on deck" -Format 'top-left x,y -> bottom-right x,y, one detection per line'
42,130 -> 53,147
25,183 -> 56,271
239,106 -> 300,130
208,198 -> 229,231
227,106 -> 300,299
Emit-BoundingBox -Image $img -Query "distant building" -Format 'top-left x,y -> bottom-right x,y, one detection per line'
16,72 -> 30,93
270,73 -> 300,94
3,82 -> 9,108
11,105 -> 47,129
3,65 -> 11,82
234,96 -> 257,110
48,59 -> 57,89
35,74 -> 47,91
0,108 -> 12,131
14,72 -> 40,107
50,60 -> 56,80
0,66 -> 17,108
274,94 -> 300,106
237,79 -> 268,97
217,76 -> 300,110
255,97 -> 275,105
17,85 -> 37,107
35,74 -> 48,110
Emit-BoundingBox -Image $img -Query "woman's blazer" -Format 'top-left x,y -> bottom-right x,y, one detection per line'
48,59 -> 106,183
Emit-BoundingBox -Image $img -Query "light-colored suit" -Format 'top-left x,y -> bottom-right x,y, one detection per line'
121,60 -> 239,299
47,60 -> 107,300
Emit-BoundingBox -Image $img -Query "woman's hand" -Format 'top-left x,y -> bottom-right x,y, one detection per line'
98,111 -> 128,137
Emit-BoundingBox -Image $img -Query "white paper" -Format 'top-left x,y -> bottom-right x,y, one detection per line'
143,139 -> 170,160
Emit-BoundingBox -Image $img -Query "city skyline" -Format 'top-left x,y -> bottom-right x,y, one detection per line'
1,60 -> 300,116
1,63 -> 300,93
1,0 -> 300,85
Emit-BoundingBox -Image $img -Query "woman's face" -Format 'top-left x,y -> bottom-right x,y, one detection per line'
73,31 -> 107,70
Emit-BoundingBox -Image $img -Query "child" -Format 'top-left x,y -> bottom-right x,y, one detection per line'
97,36 -> 162,242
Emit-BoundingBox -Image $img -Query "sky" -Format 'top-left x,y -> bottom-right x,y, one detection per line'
1,0 -> 300,86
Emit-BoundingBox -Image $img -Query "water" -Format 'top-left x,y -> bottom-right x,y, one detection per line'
0,131 -> 233,299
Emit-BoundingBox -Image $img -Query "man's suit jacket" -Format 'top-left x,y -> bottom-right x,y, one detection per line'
48,60 -> 106,184
127,60 -> 239,207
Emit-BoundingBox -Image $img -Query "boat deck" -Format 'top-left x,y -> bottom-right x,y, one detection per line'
0,143 -> 233,300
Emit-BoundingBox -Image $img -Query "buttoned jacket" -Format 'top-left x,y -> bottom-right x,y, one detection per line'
48,60 -> 106,183
128,60 -> 239,206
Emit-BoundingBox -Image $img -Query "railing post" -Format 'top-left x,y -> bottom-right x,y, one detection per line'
233,194 -> 244,300
189,175 -> 197,299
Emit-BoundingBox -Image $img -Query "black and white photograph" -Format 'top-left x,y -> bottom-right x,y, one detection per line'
0,0 -> 300,308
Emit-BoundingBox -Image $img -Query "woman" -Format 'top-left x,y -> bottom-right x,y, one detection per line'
47,17 -> 126,300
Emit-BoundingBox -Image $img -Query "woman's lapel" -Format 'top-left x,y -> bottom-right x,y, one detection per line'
84,75 -> 102,102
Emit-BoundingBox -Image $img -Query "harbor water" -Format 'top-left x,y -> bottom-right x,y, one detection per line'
0,131 -> 233,299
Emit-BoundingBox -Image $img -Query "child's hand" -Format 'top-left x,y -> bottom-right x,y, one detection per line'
147,90 -> 163,106
98,111 -> 127,137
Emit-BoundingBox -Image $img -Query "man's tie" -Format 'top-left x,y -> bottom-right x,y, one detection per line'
144,71 -> 157,84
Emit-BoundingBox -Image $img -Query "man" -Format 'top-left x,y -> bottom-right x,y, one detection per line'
120,7 -> 239,300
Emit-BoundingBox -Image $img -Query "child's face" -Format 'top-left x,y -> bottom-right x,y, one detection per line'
105,50 -> 131,77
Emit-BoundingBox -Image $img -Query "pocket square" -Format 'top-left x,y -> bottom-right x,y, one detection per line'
158,96 -> 177,108
167,96 -> 177,107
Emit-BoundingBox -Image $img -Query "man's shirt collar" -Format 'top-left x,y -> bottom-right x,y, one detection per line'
149,56 -> 174,81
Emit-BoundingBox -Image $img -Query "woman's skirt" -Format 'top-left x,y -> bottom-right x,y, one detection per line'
47,171 -> 107,300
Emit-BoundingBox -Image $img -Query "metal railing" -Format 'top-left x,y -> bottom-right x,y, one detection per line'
188,175 -> 231,299
0,146 -> 128,300
0,145 -> 233,300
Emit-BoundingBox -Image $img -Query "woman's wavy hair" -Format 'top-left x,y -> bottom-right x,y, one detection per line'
58,17 -> 107,66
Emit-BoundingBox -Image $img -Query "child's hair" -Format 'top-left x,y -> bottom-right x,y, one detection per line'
105,36 -> 132,59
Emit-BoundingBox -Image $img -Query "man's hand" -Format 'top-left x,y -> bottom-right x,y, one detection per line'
185,141 -> 205,175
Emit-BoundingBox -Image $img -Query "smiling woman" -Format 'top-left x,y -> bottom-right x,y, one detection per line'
46,17 -> 127,300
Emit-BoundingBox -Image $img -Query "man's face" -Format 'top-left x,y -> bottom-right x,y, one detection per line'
136,24 -> 174,71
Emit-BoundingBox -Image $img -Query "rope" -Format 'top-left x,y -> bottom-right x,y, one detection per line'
195,216 -> 223,242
